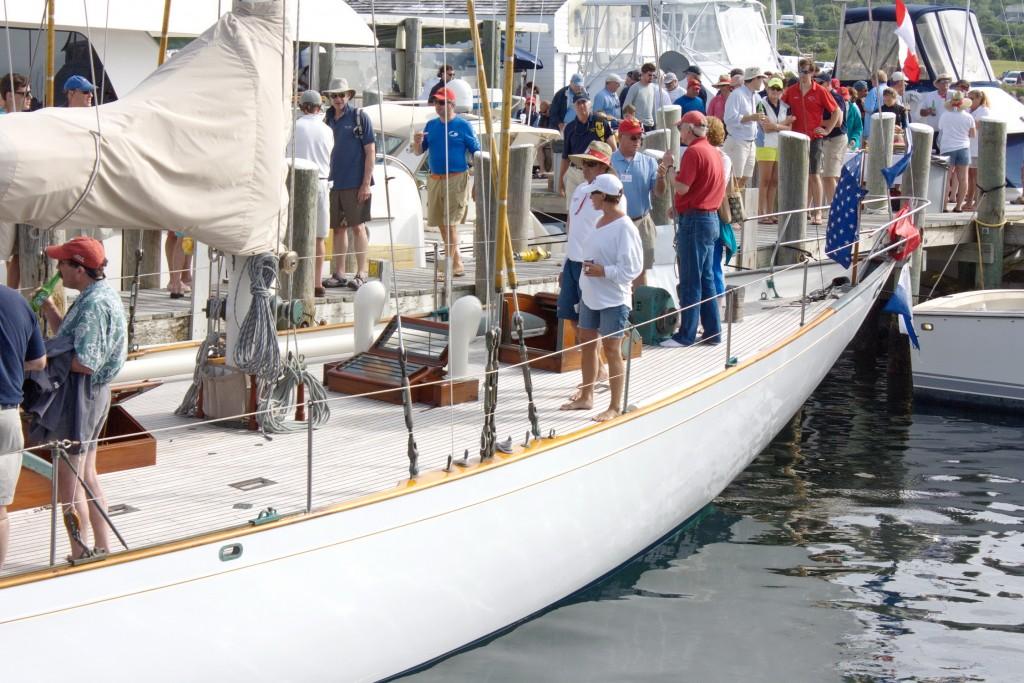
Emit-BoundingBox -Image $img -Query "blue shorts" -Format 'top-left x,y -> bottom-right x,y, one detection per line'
946,147 -> 970,167
578,302 -> 630,338
557,259 -> 584,321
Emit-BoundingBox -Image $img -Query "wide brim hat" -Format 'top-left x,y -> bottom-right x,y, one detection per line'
323,78 -> 356,97
712,75 -> 733,89
569,140 -> 613,166
742,66 -> 763,81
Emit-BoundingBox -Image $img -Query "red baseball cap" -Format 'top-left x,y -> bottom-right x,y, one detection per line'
618,117 -> 644,136
434,87 -> 456,103
45,236 -> 106,269
681,110 -> 707,127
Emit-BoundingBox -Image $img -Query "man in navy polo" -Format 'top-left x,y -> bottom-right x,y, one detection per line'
0,284 -> 46,569
323,78 -> 375,290
560,96 -> 616,202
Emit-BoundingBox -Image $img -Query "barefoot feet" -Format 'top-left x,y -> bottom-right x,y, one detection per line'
592,408 -> 621,422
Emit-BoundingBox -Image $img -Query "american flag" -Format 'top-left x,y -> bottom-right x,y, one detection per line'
826,153 -> 868,269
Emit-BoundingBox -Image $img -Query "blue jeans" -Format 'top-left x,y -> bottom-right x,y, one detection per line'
673,210 -> 721,345
712,236 -> 726,296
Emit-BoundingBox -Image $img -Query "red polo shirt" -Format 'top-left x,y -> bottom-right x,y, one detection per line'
782,81 -> 838,139
674,137 -> 725,213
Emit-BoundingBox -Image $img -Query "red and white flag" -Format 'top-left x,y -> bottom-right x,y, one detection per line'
894,0 -> 921,82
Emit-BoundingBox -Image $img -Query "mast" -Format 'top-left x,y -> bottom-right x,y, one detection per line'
45,0 -> 55,106
158,0 -> 172,66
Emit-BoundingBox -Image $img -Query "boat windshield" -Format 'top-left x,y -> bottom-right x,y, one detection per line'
836,10 -> 994,83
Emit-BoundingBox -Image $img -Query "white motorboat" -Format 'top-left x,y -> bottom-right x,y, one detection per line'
912,290 -> 1024,409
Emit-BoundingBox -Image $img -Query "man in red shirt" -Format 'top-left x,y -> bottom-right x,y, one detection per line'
782,58 -> 841,225
660,111 -> 725,347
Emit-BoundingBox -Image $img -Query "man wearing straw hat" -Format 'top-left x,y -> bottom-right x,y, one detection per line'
323,78 -> 374,291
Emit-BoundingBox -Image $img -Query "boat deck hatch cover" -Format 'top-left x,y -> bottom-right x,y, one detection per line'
229,477 -> 277,491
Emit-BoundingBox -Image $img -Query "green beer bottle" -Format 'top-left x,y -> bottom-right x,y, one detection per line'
30,271 -> 61,312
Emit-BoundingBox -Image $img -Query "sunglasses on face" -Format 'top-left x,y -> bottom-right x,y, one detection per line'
626,135 -> 642,141
330,94 -> 345,99
582,160 -> 603,168
14,90 -> 30,97
800,69 -> 814,75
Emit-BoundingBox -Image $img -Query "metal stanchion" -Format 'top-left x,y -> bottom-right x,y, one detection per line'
306,399 -> 313,514
622,326 -> 634,413
800,257 -> 809,327
432,242 -> 440,314
724,288 -> 738,368
49,445 -> 59,567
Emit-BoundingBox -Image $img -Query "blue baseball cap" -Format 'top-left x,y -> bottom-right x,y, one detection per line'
570,73 -> 584,85
63,75 -> 95,92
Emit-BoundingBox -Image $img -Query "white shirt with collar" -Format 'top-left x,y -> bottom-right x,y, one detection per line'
724,83 -> 758,141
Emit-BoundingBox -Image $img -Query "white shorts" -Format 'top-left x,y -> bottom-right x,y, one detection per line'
316,179 -> 330,239
723,137 -> 756,179
0,408 -> 24,506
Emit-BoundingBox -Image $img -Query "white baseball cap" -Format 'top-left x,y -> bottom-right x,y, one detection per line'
581,173 -> 624,197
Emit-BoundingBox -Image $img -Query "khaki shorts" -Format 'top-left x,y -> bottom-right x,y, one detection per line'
821,134 -> 848,178
723,137 -> 756,179
330,187 -> 372,229
632,212 -> 656,270
427,172 -> 470,226
0,408 -> 24,506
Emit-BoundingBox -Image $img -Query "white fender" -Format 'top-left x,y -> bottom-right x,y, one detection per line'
354,280 -> 387,354
449,295 -> 483,379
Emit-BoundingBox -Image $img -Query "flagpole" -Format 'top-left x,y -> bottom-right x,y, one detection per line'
960,0 -> 972,79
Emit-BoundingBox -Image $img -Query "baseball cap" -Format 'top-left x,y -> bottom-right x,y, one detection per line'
45,236 -> 106,269
570,73 -> 585,85
606,73 -> 624,84
852,80 -> 868,91
664,72 -> 678,83
299,89 -> 322,106
581,173 -> 624,197
767,78 -> 784,90
618,117 -> 644,136
434,87 -> 457,103
63,75 -> 95,92
687,77 -> 701,88
681,110 -> 707,127
573,94 -> 591,104
569,140 -> 613,167
891,71 -> 907,83
685,65 -> 702,76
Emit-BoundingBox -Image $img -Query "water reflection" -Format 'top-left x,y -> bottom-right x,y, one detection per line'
405,351 -> 1024,682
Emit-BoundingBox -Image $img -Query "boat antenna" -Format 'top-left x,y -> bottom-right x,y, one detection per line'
370,0 -> 420,478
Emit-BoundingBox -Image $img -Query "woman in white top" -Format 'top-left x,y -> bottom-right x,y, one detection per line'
560,173 -> 643,422
755,78 -> 792,223
938,91 -> 976,212
963,90 -> 991,211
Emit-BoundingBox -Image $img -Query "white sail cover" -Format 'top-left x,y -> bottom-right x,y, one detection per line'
0,0 -> 292,255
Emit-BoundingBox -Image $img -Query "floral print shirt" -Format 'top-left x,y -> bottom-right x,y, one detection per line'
57,280 -> 127,386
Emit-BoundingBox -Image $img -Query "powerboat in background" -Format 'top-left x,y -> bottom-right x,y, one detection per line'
912,290 -> 1024,410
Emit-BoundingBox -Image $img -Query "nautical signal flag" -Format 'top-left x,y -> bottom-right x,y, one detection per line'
882,119 -> 913,189
882,262 -> 921,349
826,153 -> 867,269
895,0 -> 921,82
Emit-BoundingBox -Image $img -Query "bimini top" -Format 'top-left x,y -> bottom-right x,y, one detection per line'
835,3 -> 995,86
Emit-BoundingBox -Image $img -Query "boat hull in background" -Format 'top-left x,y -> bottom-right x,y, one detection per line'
0,266 -> 889,682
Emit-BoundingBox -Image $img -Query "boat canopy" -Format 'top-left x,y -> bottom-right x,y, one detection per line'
0,1 -> 292,254
4,0 -> 375,45
836,5 -> 995,85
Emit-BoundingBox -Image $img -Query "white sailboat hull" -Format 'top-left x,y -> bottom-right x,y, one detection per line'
0,266 -> 887,681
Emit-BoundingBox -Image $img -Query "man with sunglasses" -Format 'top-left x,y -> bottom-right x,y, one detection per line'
323,78 -> 374,290
413,87 -> 480,278
63,75 -> 95,108
611,117 -> 665,286
36,236 -> 126,560
622,63 -> 659,130
782,58 -> 839,225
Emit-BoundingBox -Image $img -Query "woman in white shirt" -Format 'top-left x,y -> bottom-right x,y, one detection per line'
963,90 -> 990,211
755,78 -> 792,223
560,173 -> 643,422
938,91 -> 975,212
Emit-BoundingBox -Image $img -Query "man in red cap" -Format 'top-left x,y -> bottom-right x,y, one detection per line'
611,117 -> 667,285
413,87 -> 481,279
37,236 -> 126,560
660,111 -> 725,347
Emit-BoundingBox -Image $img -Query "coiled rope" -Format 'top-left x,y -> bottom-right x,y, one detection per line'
232,253 -> 281,380
256,351 -> 330,432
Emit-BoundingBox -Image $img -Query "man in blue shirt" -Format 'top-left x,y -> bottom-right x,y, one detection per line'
0,284 -> 45,569
674,78 -> 706,115
560,96 -> 616,202
610,117 -> 666,286
592,75 -> 623,122
413,87 -> 481,278
323,78 -> 375,290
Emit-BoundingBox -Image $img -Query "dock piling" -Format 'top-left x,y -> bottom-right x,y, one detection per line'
283,162 -> 318,325
776,131 -> 809,266
976,118 -> 1007,289
905,123 -> 934,302
866,112 -> 896,209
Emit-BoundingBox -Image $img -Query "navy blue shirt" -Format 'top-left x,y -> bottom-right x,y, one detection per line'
824,90 -> 848,138
325,105 -> 375,190
0,285 -> 45,405
563,114 -> 611,156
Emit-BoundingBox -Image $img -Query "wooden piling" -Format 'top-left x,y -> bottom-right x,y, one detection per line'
865,112 -> 895,207
976,118 -> 1007,290
401,18 -> 422,99
776,132 -> 809,266
508,144 -> 536,253
121,230 -> 161,290
282,162 -> 318,326
905,123 -> 934,302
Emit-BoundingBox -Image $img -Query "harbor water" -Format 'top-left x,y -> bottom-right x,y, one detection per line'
405,347 -> 1024,681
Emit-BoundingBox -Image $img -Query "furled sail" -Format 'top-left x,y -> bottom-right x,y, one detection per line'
0,0 -> 292,255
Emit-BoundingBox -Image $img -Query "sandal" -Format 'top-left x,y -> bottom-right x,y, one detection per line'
314,286 -> 326,298
322,275 -> 348,288
347,275 -> 365,290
